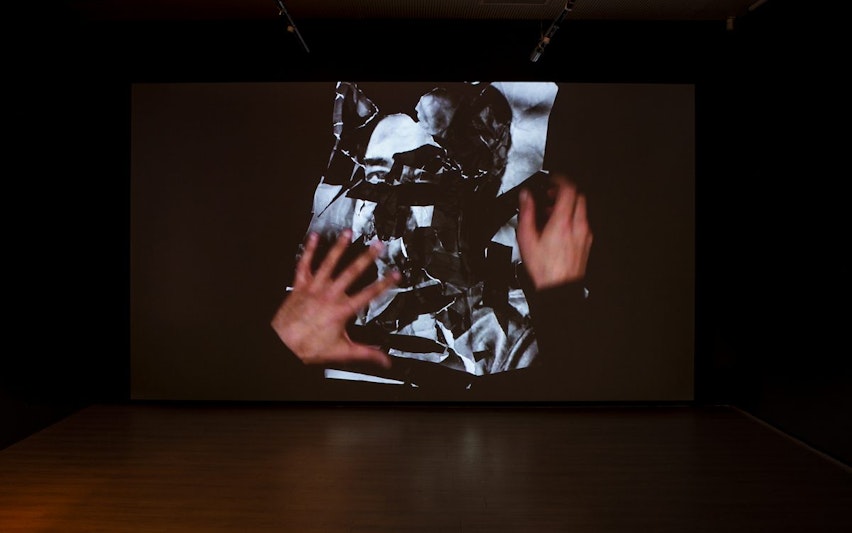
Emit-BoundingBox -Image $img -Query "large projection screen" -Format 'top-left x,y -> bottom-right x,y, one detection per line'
130,81 -> 695,402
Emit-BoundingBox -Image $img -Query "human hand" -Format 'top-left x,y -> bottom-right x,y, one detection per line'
517,174 -> 593,290
270,229 -> 401,368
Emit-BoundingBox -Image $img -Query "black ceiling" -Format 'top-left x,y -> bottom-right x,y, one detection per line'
66,0 -> 770,22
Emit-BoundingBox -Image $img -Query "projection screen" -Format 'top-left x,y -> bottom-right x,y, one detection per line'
130,81 -> 695,402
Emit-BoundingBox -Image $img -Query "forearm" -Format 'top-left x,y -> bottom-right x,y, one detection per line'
526,280 -> 590,366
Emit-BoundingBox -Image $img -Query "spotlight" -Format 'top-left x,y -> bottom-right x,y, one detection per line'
530,1 -> 576,63
274,0 -> 309,53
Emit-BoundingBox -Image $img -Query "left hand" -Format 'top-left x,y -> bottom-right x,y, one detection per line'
270,229 -> 401,368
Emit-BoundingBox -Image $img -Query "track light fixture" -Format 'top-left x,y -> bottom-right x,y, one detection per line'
530,0 -> 576,63
274,0 -> 310,53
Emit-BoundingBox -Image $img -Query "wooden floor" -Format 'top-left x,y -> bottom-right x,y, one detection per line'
1,404 -> 849,532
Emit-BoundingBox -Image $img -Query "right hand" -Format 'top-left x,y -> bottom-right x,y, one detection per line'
517,173 -> 593,290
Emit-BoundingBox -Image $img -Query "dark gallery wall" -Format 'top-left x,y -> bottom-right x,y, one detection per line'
697,3 -> 849,465
4,0 -> 848,463
699,1 -> 848,465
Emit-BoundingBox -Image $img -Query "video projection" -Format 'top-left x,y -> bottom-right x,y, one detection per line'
131,81 -> 695,402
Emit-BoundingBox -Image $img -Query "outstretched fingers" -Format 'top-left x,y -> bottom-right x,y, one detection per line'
549,177 -> 579,230
516,188 -> 540,252
294,232 -> 320,286
314,229 -> 353,283
348,269 -> 401,312
330,239 -> 384,294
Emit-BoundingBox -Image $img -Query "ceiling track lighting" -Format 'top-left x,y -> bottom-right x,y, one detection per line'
274,0 -> 310,53
530,0 -> 576,63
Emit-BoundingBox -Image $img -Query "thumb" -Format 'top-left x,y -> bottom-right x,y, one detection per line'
348,344 -> 393,369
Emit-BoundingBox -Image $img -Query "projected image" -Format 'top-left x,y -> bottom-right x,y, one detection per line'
131,81 -> 695,402
279,81 -> 573,385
